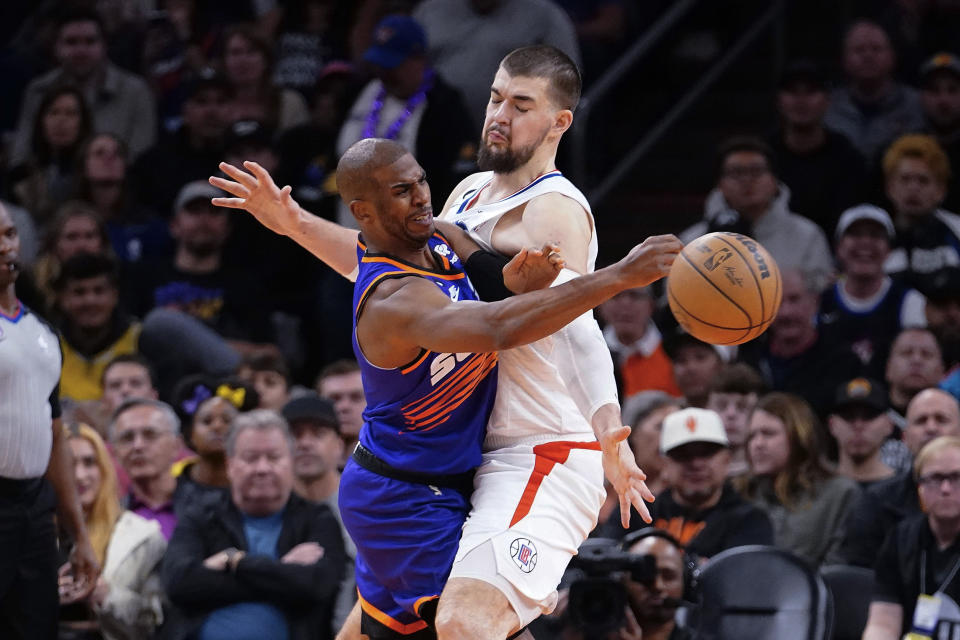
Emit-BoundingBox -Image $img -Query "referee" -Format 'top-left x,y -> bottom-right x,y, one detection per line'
0,203 -> 99,638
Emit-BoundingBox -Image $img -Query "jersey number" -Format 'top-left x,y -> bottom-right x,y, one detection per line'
430,352 -> 471,386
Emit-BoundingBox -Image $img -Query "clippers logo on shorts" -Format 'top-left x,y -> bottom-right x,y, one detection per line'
510,538 -> 538,573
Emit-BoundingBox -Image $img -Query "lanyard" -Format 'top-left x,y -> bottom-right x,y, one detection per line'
920,549 -> 960,595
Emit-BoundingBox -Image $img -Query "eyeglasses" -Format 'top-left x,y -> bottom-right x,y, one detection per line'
721,164 -> 770,180
113,426 -> 170,446
918,472 -> 960,490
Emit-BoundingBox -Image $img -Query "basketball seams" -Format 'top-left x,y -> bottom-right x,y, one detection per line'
667,288 -> 767,334
676,250 -> 754,342
714,234 -> 766,324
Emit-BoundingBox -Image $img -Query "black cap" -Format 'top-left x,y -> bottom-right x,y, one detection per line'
282,393 -> 340,432
920,52 -> 960,85
778,60 -> 828,92
919,267 -> 960,303
832,378 -> 888,415
183,67 -> 228,100
224,120 -> 274,153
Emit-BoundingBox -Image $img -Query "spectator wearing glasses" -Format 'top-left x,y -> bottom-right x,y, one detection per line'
109,399 -> 186,540
863,436 -> 960,640
681,136 -> 834,286
835,388 -> 960,567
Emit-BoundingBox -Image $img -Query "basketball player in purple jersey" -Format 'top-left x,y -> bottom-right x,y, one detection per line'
211,46 -> 682,639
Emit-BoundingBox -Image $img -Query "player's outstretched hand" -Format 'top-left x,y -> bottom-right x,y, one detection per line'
599,425 -> 656,528
503,243 -> 565,293
614,235 -> 683,289
210,161 -> 300,237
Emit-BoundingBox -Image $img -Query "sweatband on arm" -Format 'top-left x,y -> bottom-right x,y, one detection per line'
464,250 -> 513,302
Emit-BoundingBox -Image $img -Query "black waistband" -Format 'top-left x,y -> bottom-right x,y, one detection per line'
0,476 -> 43,499
351,443 -> 475,495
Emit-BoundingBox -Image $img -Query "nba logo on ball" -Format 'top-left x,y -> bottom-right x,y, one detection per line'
510,538 -> 538,573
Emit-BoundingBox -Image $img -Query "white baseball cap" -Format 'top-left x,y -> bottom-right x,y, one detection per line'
660,407 -> 729,454
834,204 -> 895,242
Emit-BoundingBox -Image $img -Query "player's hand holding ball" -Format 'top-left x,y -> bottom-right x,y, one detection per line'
614,234 -> 684,288
667,232 -> 782,346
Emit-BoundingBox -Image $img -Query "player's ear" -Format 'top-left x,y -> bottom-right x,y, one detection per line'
350,199 -> 373,223
553,109 -> 573,135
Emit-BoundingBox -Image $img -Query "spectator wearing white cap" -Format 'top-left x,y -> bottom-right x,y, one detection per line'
819,204 -> 927,379
741,392 -> 861,566
613,407 -> 773,562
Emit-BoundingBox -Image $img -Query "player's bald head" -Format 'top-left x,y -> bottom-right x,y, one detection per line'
337,138 -> 411,203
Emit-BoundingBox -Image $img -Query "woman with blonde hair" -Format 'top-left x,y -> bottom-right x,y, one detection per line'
60,423 -> 166,640
28,201 -> 113,315
740,392 -> 861,565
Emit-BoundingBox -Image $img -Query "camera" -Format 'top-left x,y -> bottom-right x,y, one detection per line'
567,538 -> 657,638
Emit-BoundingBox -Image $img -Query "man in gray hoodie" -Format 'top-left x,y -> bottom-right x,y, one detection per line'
680,136 -> 834,286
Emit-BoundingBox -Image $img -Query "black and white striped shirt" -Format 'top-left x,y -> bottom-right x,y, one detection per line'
0,302 -> 61,479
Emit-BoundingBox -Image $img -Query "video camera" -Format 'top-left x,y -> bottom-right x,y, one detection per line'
567,538 -> 657,637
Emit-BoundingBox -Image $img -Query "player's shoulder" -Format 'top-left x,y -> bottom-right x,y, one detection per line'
366,274 -> 437,306
440,172 -> 493,218
523,191 -> 590,228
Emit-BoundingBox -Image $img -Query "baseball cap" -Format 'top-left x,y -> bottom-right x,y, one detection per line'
920,52 -> 960,84
173,180 -> 224,213
183,67 -> 228,100
224,120 -> 274,154
282,393 -> 340,432
834,204 -> 895,242
660,408 -> 729,454
832,378 -> 887,415
919,266 -> 960,303
363,15 -> 427,70
778,59 -> 828,91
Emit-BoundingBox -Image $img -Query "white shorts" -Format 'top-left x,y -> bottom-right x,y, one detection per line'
449,438 -> 605,627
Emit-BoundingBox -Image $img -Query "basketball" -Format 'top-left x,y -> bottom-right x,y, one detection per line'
667,232 -> 782,346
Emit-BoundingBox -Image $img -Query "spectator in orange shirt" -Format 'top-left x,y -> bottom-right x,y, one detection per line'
599,286 -> 680,397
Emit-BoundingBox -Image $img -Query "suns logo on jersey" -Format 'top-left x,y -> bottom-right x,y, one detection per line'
430,352 -> 471,386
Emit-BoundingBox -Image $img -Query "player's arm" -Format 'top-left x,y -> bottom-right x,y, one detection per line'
436,220 -> 563,297
520,192 -> 592,274
211,161 -> 360,278
358,236 -> 681,368
523,193 -> 658,526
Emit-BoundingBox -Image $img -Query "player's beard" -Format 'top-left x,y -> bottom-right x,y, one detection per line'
477,125 -> 549,174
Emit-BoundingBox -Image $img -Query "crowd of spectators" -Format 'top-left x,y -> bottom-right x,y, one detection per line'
2,1 -> 960,639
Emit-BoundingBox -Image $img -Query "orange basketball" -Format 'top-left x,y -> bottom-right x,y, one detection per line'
667,232 -> 782,346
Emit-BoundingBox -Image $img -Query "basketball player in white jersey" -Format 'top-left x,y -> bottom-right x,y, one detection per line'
211,45 -> 680,640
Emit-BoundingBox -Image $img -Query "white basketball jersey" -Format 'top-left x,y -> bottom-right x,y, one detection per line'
443,171 -> 599,447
